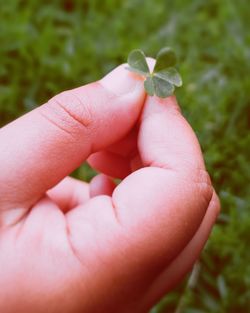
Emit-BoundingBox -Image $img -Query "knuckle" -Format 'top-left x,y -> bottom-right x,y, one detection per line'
46,90 -> 93,134
191,168 -> 214,207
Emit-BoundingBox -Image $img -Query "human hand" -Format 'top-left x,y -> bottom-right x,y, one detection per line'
0,63 -> 220,313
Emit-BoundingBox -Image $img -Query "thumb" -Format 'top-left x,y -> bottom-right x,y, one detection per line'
0,65 -> 145,210
47,64 -> 145,152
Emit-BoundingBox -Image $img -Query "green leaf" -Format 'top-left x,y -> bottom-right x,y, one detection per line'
126,47 -> 182,99
154,47 -> 177,72
152,76 -> 174,98
154,67 -> 183,87
127,49 -> 150,75
144,76 -> 155,96
125,66 -> 149,76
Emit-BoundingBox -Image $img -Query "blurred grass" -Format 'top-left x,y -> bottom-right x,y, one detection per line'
0,0 -> 249,312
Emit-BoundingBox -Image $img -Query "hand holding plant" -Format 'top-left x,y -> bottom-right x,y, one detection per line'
0,61 -> 219,313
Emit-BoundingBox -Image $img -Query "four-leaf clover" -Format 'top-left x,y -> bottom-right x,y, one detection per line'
126,47 -> 182,98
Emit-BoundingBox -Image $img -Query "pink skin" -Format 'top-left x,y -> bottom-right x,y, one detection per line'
0,62 -> 220,313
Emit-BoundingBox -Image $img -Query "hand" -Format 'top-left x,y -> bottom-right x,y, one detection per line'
0,64 -> 220,313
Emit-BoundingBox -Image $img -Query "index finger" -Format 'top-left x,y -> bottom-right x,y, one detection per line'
111,95 -> 213,264
139,95 -> 207,177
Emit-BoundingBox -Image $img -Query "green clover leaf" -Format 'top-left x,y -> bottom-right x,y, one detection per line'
144,76 -> 154,96
126,47 -> 182,98
126,49 -> 150,76
154,67 -> 182,87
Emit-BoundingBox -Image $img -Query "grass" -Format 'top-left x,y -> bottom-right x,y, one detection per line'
0,0 -> 249,311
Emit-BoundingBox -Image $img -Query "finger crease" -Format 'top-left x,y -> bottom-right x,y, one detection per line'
53,98 -> 89,129
39,110 -> 75,139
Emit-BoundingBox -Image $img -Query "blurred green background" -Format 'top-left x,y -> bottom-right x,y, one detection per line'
0,0 -> 249,312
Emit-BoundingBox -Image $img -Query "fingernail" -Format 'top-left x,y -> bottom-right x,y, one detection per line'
100,64 -> 140,96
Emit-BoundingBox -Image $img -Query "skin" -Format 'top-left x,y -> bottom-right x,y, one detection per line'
0,62 -> 220,313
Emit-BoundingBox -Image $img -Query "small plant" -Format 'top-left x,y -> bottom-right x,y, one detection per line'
126,47 -> 182,98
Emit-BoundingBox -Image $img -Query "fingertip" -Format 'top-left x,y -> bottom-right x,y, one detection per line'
90,174 -> 116,197
143,95 -> 181,119
100,63 -> 145,97
88,151 -> 131,179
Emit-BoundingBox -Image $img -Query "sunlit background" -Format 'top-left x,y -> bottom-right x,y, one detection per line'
0,0 -> 249,312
